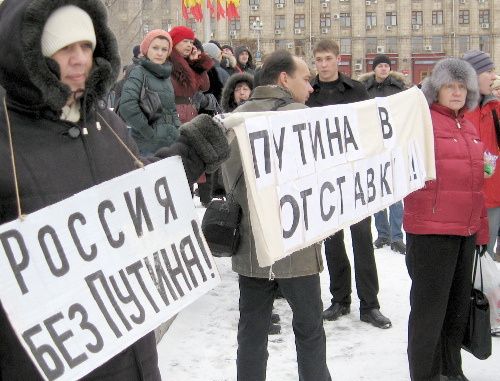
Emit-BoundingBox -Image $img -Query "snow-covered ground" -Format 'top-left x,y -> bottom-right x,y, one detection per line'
157,202 -> 500,380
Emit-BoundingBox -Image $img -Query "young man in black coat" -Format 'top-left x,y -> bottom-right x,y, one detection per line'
306,39 -> 392,329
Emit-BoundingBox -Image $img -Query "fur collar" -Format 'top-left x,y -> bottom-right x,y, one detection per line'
169,49 -> 213,91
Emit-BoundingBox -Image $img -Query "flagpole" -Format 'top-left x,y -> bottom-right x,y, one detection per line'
203,6 -> 211,43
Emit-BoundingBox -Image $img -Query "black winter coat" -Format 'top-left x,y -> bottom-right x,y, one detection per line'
306,72 -> 370,107
358,71 -> 406,98
0,0 -> 210,380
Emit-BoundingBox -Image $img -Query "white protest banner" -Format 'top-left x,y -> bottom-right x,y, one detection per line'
0,157 -> 220,381
220,86 -> 435,267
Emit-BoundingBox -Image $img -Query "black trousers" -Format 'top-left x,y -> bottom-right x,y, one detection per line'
237,274 -> 331,381
406,233 -> 475,381
324,217 -> 380,312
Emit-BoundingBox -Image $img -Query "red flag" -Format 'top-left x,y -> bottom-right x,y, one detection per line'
216,0 -> 225,20
226,0 -> 239,19
190,1 -> 203,22
207,0 -> 215,17
181,0 -> 189,20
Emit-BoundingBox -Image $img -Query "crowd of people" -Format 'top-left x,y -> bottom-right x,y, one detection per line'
0,0 -> 499,380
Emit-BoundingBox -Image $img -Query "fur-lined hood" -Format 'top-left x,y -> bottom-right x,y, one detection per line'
358,71 -> 406,88
222,53 -> 237,68
0,0 -> 120,119
421,58 -> 479,111
220,72 -> 254,112
234,46 -> 255,71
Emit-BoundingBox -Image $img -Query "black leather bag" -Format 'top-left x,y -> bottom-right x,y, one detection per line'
139,74 -> 163,125
202,171 -> 243,257
462,250 -> 492,360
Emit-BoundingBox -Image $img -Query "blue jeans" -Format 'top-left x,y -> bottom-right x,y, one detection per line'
237,274 -> 331,381
374,200 -> 403,242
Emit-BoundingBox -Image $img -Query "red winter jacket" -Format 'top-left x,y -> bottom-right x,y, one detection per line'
403,103 -> 489,245
464,95 -> 500,208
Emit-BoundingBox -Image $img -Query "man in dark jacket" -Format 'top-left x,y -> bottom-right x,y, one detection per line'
306,40 -> 392,329
234,46 -> 256,74
358,54 -> 407,255
0,1 -> 229,380
222,50 -> 331,381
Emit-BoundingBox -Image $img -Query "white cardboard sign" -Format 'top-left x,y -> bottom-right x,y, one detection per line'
0,157 -> 220,381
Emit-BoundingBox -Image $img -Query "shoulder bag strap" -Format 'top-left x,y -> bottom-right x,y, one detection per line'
227,169 -> 243,202
491,109 -> 500,148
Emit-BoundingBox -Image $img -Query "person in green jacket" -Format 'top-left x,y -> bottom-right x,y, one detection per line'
119,29 -> 181,156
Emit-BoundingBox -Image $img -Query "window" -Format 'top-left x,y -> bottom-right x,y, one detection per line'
386,12 -> 397,26
229,18 -> 241,30
249,0 -> 260,5
275,15 -> 286,29
295,39 -> 306,56
340,38 -> 351,55
386,37 -> 397,54
432,11 -> 443,25
479,10 -> 490,24
411,36 -> 423,53
320,14 -> 331,28
275,40 -> 287,51
366,37 -> 377,54
366,12 -> 377,27
294,0 -> 305,3
431,36 -> 443,53
479,36 -> 490,52
294,14 -> 305,28
458,35 -> 470,54
340,13 -> 351,28
412,11 -> 422,25
458,10 -> 469,24
275,0 -> 285,4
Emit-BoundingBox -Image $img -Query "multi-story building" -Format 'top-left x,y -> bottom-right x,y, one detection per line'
1,1 -> 491,86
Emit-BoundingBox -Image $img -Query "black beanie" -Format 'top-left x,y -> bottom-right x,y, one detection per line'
372,55 -> 391,71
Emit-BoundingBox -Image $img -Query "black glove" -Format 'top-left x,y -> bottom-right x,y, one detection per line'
179,114 -> 230,173
476,245 -> 487,257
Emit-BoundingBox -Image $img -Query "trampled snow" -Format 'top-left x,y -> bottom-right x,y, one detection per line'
157,202 -> 500,380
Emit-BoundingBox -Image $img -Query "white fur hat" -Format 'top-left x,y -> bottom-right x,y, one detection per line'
41,5 -> 96,57
421,58 -> 479,110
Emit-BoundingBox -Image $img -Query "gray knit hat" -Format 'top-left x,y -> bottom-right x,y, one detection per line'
203,42 -> 220,61
421,58 -> 479,110
462,50 -> 495,75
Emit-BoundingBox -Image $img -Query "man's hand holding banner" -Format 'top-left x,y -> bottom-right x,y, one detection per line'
220,86 -> 435,267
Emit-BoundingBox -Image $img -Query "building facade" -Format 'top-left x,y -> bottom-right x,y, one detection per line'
1,0 -> 492,85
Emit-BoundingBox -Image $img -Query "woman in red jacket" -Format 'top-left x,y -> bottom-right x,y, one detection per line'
404,58 -> 489,381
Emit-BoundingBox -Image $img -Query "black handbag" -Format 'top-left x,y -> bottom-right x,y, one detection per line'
201,170 -> 243,257
139,74 -> 163,125
462,250 -> 492,360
